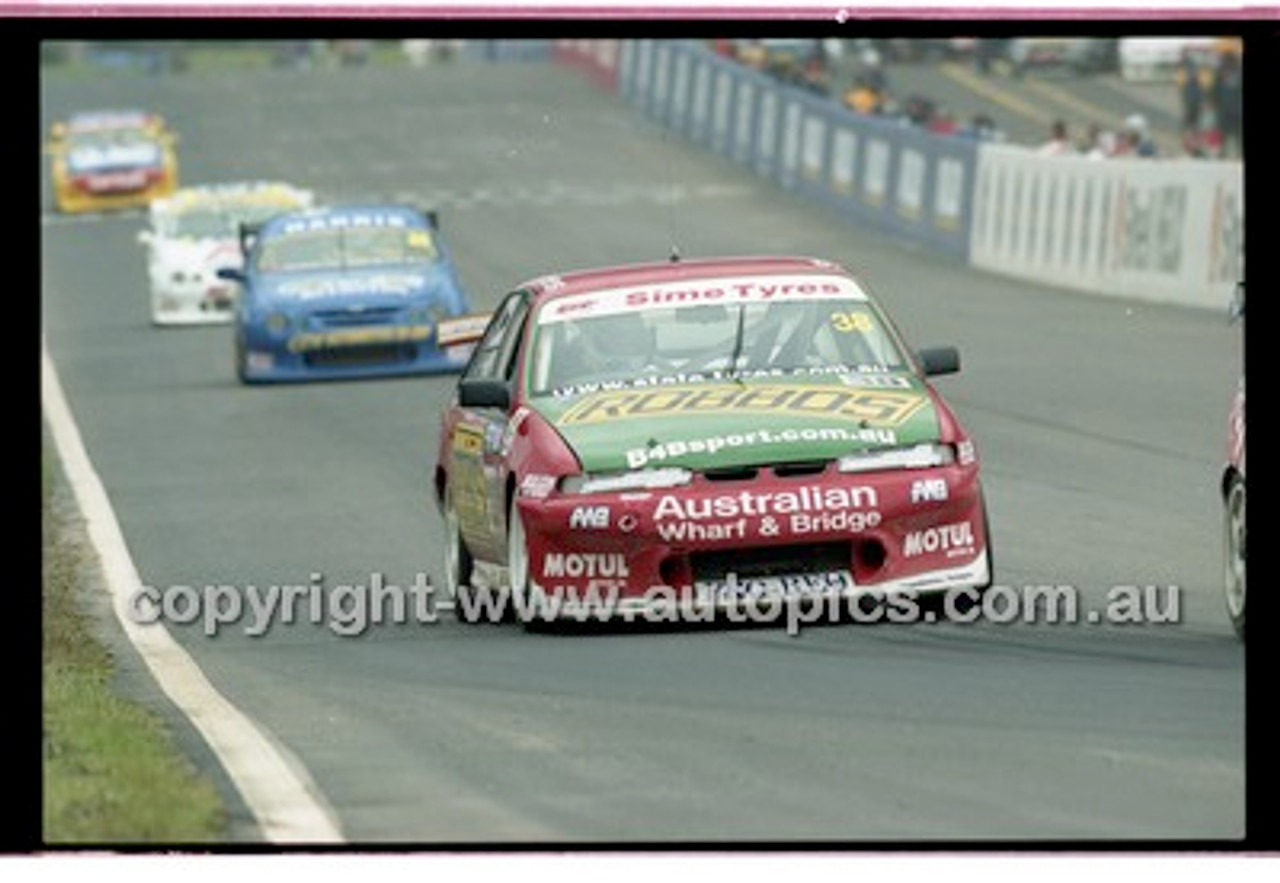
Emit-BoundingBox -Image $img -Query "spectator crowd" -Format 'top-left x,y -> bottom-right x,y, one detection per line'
713,38 -> 1242,162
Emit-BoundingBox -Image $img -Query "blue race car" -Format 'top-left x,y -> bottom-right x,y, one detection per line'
220,204 -> 480,383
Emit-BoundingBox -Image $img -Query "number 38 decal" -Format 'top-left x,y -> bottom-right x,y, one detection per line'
830,311 -> 873,333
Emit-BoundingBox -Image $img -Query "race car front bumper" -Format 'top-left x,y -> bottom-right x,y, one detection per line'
56,171 -> 176,214
514,459 -> 991,620
239,320 -> 475,382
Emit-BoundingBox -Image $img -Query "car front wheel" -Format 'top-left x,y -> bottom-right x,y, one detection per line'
507,493 -> 550,628
442,483 -> 477,621
1223,474 -> 1245,640
507,494 -> 530,601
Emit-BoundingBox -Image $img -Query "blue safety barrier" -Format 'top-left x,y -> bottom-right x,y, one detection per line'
618,40 -> 977,259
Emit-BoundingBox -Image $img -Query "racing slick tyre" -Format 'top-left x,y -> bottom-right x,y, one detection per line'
442,483 -> 479,624
506,492 -> 548,630
1223,474 -> 1245,640
506,494 -> 530,621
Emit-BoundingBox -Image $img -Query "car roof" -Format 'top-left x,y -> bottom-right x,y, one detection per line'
159,181 -> 311,213
522,255 -> 857,303
65,109 -> 159,132
259,203 -> 430,236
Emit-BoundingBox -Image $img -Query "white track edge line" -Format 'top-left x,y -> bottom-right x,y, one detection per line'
41,335 -> 345,844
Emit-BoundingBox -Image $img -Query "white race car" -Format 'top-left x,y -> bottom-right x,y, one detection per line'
138,181 -> 314,325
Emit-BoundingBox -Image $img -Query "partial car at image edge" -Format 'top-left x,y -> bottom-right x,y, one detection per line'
1222,282 -> 1245,641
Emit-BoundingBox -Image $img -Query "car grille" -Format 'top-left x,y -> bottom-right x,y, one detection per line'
690,541 -> 852,583
701,460 -> 830,482
312,306 -> 402,327
80,171 -> 150,194
303,344 -> 416,368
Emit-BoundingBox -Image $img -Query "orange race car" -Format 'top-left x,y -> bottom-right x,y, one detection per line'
47,109 -> 179,214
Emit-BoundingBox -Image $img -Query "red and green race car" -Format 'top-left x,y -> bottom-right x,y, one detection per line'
434,255 -> 992,626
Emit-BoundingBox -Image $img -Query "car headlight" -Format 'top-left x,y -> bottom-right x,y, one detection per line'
837,443 -> 956,474
560,467 -> 694,495
264,312 -> 291,334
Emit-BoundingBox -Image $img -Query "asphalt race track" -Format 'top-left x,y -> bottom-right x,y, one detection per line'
41,53 -> 1244,843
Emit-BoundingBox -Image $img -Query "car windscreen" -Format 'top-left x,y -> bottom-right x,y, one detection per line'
528,295 -> 912,397
67,128 -> 153,149
65,129 -> 161,169
166,202 -> 304,240
254,226 -> 439,273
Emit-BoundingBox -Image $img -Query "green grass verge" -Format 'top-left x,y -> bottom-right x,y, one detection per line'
43,438 -> 227,844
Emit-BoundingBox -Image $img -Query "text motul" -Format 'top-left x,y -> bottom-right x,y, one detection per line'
902,521 -> 974,557
542,552 -> 630,578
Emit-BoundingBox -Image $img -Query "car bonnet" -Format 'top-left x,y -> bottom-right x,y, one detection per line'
255,263 -> 451,308
529,372 -> 941,474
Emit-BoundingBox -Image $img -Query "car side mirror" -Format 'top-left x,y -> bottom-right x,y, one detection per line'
435,314 -> 491,348
918,346 -> 961,377
237,222 -> 262,256
458,378 -> 511,410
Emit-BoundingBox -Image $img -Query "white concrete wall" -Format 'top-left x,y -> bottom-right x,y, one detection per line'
971,145 -> 1243,310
